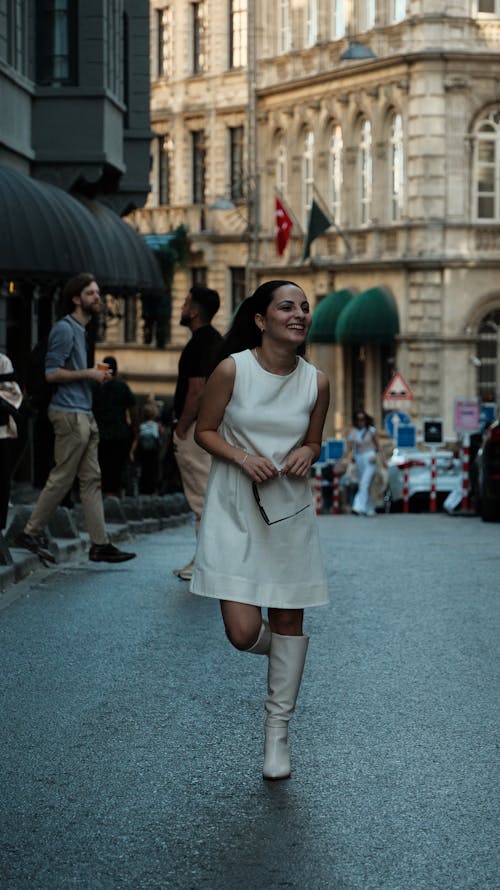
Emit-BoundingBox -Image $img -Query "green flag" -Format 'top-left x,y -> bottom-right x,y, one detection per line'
302,199 -> 332,260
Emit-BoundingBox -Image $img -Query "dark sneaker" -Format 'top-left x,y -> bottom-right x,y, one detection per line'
89,543 -> 136,563
14,532 -> 56,566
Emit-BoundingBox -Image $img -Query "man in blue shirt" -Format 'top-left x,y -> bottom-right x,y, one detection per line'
16,273 -> 135,565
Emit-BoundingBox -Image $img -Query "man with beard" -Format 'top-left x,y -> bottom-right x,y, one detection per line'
172,286 -> 222,580
16,273 -> 135,565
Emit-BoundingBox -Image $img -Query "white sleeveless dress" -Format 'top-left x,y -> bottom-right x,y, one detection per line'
190,349 -> 328,608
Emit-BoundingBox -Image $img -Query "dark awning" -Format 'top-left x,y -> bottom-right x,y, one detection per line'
335,287 -> 399,344
0,166 -> 164,294
77,197 -> 164,295
308,289 -> 355,344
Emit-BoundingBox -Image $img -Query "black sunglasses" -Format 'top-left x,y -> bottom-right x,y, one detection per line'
252,482 -> 310,526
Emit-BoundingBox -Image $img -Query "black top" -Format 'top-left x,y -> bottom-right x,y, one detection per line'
92,378 -> 136,441
174,325 -> 222,420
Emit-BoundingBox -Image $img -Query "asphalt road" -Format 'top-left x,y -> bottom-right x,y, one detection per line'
0,514 -> 498,890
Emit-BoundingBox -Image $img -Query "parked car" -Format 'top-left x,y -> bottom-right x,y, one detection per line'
385,448 -> 462,512
474,421 -> 500,522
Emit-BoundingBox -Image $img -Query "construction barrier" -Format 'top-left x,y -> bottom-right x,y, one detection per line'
429,452 -> 437,513
461,436 -> 470,511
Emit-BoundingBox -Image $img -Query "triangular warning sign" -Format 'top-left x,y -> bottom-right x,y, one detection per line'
382,371 -> 414,401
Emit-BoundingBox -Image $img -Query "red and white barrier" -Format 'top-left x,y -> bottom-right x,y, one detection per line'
461,434 -> 470,511
429,452 -> 437,513
314,466 -> 323,515
332,473 -> 341,515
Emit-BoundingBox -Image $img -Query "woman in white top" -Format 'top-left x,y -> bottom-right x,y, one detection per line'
191,280 -> 329,780
347,409 -> 382,516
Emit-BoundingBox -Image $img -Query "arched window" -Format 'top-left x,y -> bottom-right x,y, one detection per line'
389,112 -> 404,221
303,130 -> 315,224
332,0 -> 346,38
278,0 -> 291,52
477,309 -> 500,404
391,0 -> 406,22
276,134 -> 287,196
330,124 -> 343,224
359,119 -> 372,224
360,0 -> 375,31
305,0 -> 318,47
473,110 -> 500,220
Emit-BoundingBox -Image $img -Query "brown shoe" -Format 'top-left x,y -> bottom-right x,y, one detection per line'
14,532 -> 56,566
89,543 -> 136,563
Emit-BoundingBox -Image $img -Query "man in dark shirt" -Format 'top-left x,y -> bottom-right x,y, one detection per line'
172,286 -> 222,580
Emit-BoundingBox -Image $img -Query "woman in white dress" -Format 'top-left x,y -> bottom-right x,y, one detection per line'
347,409 -> 382,516
190,280 -> 329,780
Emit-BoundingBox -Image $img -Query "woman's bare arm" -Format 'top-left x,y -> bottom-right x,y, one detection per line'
282,371 -> 330,477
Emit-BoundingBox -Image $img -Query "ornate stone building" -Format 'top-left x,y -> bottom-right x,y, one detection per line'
129,0 -> 500,437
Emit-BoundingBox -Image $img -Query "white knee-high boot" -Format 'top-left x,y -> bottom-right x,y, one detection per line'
263,633 -> 309,780
245,620 -> 271,656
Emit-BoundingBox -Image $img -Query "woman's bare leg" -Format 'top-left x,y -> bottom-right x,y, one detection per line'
268,608 -> 303,636
220,600 -> 263,650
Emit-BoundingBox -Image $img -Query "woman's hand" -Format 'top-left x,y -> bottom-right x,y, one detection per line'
240,454 -> 278,483
281,445 -> 316,478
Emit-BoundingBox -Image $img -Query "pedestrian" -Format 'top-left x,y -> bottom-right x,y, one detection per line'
347,409 -> 383,516
190,280 -> 330,781
92,355 -> 137,496
172,285 -> 222,581
0,352 -> 23,531
15,273 -> 135,565
132,401 -> 161,495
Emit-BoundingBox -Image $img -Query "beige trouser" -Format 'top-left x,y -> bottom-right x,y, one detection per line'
26,410 -> 107,545
173,422 -> 211,532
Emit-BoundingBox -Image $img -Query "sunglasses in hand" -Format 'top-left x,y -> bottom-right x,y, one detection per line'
252,481 -> 310,526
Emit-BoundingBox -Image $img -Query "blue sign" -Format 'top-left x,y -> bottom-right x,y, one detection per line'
319,443 -> 328,463
397,423 -> 416,448
480,403 -> 497,430
326,438 -> 345,460
385,411 -> 411,438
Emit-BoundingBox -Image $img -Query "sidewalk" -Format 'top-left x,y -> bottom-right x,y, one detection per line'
0,486 -> 191,595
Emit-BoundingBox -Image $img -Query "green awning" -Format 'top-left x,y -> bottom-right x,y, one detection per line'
335,286 -> 399,344
308,289 -> 355,343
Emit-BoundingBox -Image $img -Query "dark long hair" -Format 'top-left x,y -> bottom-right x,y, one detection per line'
218,279 -> 303,361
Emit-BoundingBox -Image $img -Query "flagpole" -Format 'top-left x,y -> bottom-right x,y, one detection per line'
312,185 -> 352,258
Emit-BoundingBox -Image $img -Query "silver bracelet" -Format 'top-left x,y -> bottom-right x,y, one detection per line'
239,451 -> 249,468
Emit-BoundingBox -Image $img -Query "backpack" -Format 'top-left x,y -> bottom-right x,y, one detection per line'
139,428 -> 160,452
25,318 -> 73,411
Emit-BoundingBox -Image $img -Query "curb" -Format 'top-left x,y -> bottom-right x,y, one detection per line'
0,494 -> 192,597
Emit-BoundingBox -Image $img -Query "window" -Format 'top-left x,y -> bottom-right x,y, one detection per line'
231,267 -> 246,312
303,130 -> 315,224
106,0 -> 122,97
477,310 -> 500,403
229,126 -> 245,201
156,6 -> 173,79
332,0 -> 346,39
156,135 -> 172,206
192,268 -> 208,287
305,0 -> 318,47
391,0 -> 406,22
192,130 -> 206,204
36,0 -> 77,85
6,0 -> 27,72
474,110 -> 500,220
276,135 -> 287,196
389,113 -> 404,221
359,119 -> 372,224
330,125 -> 343,224
360,0 -> 376,30
230,0 -> 247,68
192,1 -> 207,74
475,0 -> 499,14
278,0 -> 291,53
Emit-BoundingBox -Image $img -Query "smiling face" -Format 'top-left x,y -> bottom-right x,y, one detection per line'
255,284 -> 311,346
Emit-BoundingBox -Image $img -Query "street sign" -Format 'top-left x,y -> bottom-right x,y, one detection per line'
382,371 -> 414,403
423,418 -> 444,445
454,398 -> 480,434
385,410 -> 411,438
396,423 -> 416,448
326,438 -> 345,460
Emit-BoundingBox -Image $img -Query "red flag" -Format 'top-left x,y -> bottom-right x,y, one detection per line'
275,196 -> 293,256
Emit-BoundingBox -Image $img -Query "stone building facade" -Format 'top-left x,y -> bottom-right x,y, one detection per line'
128,0 -> 500,438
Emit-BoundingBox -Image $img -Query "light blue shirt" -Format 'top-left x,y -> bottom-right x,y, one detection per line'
45,315 -> 92,414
